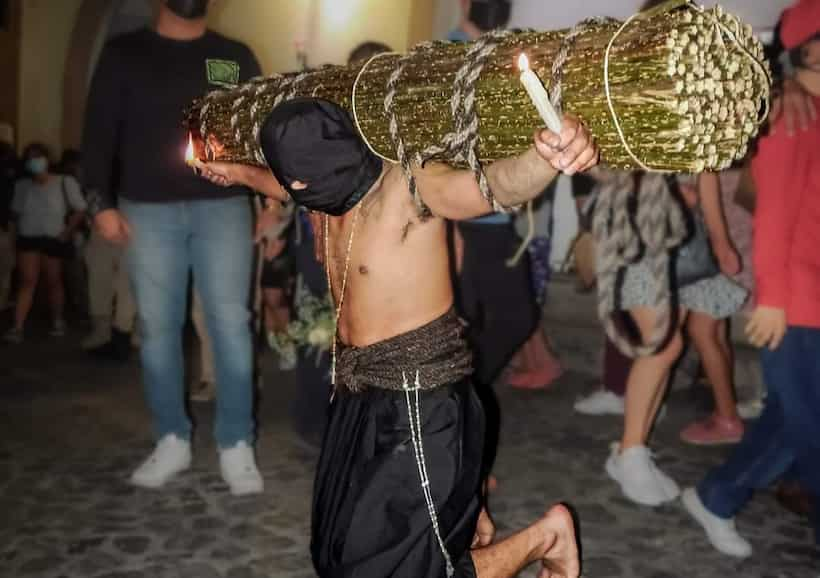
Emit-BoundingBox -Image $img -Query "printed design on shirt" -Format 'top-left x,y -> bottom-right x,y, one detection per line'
206,59 -> 240,87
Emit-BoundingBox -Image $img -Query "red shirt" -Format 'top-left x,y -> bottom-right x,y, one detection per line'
751,95 -> 820,329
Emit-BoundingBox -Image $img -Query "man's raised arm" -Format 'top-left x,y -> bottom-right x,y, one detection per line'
416,116 -> 598,220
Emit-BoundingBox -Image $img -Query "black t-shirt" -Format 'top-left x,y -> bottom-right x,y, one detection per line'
82,29 -> 261,203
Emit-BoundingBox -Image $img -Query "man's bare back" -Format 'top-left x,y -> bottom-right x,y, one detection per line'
318,164 -> 454,347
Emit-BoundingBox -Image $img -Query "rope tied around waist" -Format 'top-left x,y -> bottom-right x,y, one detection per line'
334,309 -> 472,393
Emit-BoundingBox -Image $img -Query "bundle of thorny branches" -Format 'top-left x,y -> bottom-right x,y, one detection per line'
185,0 -> 771,174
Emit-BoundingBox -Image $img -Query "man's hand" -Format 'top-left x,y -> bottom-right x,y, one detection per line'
194,159 -> 239,187
745,306 -> 787,350
264,237 -> 287,260
195,159 -> 289,202
533,117 -> 599,176
678,183 -> 699,209
771,77 -> 818,136
471,507 -> 495,548
255,205 -> 282,243
713,242 -> 741,276
94,209 -> 131,244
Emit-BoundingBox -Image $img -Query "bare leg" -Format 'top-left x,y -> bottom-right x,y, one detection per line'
687,312 -> 738,419
42,255 -> 65,324
508,330 -> 563,389
472,505 -> 579,578
622,307 -> 685,449
263,287 -> 290,334
13,251 -> 41,330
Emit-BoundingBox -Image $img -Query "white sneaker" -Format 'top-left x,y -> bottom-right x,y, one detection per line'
220,441 -> 264,496
736,398 -> 764,420
682,487 -> 752,558
130,435 -> 192,489
574,389 -> 625,415
651,458 -> 681,501
606,444 -> 677,506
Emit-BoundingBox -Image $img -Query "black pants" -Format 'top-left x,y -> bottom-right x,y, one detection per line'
452,221 -> 539,477
454,222 -> 539,386
312,380 -> 484,577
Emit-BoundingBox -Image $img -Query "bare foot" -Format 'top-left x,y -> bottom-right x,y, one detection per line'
532,505 -> 580,578
472,507 -> 496,548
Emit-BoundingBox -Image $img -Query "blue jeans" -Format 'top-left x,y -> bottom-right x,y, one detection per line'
697,326 -> 820,542
122,197 -> 254,448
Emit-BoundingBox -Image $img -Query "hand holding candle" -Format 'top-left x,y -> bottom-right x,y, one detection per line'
518,53 -> 563,135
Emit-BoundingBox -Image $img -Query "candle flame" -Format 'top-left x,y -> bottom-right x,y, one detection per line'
185,133 -> 195,165
518,53 -> 530,72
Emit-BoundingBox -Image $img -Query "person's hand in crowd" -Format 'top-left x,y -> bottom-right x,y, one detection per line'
255,204 -> 282,243
264,237 -> 287,261
94,209 -> 131,244
678,183 -> 699,208
533,117 -> 599,176
713,242 -> 742,276
746,306 -> 787,350
770,77 -> 818,136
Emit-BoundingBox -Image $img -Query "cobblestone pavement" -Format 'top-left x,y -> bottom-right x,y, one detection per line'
0,311 -> 817,578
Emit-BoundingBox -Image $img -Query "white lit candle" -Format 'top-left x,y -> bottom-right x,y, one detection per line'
518,53 -> 563,134
185,132 -> 197,167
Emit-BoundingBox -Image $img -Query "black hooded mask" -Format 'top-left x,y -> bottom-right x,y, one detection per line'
166,0 -> 209,20
259,98 -> 382,216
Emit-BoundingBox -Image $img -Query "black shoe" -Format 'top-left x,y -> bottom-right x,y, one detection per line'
89,329 -> 131,362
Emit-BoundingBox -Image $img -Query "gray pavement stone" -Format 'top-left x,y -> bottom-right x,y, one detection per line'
0,311 -> 816,578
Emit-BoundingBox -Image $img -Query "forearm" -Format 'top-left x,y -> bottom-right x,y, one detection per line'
237,165 -> 288,201
485,147 -> 559,208
698,173 -> 731,247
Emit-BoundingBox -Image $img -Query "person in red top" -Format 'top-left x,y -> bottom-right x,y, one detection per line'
682,0 -> 820,558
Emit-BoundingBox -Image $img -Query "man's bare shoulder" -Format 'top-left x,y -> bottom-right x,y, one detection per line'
377,164 -> 442,225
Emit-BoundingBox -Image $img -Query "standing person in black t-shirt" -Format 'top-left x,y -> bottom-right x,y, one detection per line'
82,0 -> 264,496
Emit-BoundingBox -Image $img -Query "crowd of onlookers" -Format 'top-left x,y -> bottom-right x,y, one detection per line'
1,0 -> 816,561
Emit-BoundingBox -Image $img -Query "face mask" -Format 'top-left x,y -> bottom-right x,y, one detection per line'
165,0 -> 209,20
25,157 -> 48,176
468,0 -> 511,32
259,98 -> 382,216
